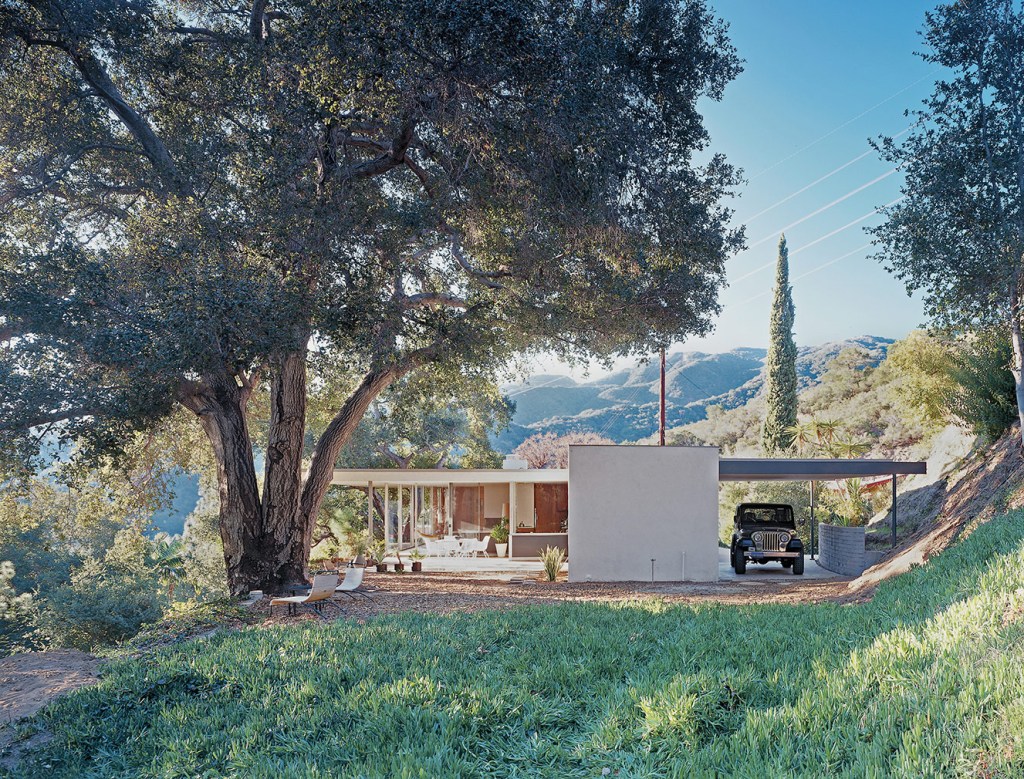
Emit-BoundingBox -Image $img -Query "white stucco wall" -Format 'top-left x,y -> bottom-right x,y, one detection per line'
568,445 -> 720,582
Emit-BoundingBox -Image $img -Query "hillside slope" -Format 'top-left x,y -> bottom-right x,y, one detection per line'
854,423 -> 1024,593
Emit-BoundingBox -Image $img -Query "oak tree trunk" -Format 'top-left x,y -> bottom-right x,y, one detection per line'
261,349 -> 309,589
297,368 -> 400,553
180,375 -> 265,596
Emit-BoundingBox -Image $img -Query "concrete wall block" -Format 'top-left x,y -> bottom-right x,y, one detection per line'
568,446 -> 719,583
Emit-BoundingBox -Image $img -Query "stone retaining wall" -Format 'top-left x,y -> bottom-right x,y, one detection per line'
817,523 -> 867,577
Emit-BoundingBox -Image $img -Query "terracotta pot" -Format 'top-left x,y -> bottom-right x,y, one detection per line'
393,563 -> 405,572
411,561 -> 423,572
375,563 -> 387,573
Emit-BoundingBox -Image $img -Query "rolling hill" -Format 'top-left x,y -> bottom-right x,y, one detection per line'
495,336 -> 892,451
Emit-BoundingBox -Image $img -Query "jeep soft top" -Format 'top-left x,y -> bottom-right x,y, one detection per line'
733,503 -> 796,529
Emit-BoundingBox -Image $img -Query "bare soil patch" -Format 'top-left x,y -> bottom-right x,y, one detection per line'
0,649 -> 101,759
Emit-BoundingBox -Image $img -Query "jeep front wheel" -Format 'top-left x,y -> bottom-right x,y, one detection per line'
733,547 -> 746,575
793,552 -> 804,575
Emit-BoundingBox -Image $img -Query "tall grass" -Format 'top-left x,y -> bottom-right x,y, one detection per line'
538,545 -> 566,581
8,512 -> 1024,778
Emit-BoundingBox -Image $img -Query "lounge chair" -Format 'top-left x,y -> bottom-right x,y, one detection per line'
270,573 -> 340,618
335,565 -> 375,600
423,538 -> 448,557
464,537 -> 490,557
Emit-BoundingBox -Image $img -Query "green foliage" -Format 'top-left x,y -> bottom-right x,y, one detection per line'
12,511 -> 1024,777
0,560 -> 34,655
323,368 -> 513,471
947,329 -> 1018,442
761,234 -> 798,454
538,546 -> 566,581
34,556 -> 164,652
0,0 -> 745,591
0,467 -> 227,653
880,330 -> 956,428
819,479 -> 872,527
871,0 -> 1024,439
490,517 -> 510,544
181,509 -> 228,601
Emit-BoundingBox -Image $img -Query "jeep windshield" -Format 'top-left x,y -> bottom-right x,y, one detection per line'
737,506 -> 795,528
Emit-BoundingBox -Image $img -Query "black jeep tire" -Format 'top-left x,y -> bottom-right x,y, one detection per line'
793,552 -> 804,575
733,547 -> 746,575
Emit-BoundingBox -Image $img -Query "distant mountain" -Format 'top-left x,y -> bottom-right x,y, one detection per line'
495,336 -> 893,451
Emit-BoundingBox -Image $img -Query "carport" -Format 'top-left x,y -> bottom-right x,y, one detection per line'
719,458 -> 928,556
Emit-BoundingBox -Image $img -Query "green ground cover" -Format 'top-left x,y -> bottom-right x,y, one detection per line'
7,513 -> 1024,778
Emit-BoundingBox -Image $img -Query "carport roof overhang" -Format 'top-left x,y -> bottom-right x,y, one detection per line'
719,458 -> 927,482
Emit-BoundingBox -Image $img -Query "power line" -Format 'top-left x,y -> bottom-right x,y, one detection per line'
730,243 -> 874,307
739,125 -> 912,225
744,168 -> 899,253
731,196 -> 904,286
748,71 -> 936,182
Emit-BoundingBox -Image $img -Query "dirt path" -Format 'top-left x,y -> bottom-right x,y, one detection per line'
0,649 -> 101,758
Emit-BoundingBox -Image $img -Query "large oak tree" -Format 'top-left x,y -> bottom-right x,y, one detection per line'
0,0 -> 743,593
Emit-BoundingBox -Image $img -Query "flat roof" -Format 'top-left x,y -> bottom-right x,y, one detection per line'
719,458 -> 927,481
328,458 -> 927,486
329,468 -> 569,486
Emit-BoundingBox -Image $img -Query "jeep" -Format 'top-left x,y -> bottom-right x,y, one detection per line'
730,503 -> 804,575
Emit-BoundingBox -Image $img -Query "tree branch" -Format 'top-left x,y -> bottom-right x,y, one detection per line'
10,24 -> 190,197
337,120 -> 417,182
250,0 -> 269,41
398,292 -> 468,310
444,227 -> 505,289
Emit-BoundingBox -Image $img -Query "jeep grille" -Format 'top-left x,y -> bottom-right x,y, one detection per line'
753,530 -> 789,552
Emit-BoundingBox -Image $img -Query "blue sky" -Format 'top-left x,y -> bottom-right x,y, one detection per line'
539,0 -> 941,377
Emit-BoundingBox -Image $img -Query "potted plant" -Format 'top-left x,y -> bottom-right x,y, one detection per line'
410,549 -> 424,572
393,547 -> 405,572
491,517 -> 509,558
370,539 -> 388,573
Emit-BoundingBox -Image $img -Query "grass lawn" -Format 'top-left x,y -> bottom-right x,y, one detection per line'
7,513 -> 1024,778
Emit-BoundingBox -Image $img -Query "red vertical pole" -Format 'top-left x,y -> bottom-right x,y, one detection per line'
659,346 -> 666,446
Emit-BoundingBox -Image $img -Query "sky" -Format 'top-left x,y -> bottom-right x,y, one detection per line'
537,0 -> 941,378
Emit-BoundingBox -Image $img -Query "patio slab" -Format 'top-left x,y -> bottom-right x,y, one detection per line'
391,548 -> 844,583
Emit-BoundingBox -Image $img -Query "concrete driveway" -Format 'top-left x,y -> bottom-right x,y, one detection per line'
717,546 -> 843,582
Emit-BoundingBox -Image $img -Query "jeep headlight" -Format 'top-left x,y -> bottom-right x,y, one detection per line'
779,532 -> 790,545
752,531 -> 763,545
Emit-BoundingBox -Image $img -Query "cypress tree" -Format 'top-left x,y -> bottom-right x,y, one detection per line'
761,234 -> 798,454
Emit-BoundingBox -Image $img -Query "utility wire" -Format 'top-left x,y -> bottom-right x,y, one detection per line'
731,196 -> 904,286
744,168 -> 899,253
730,243 -> 874,307
748,70 -> 936,182
739,125 -> 912,225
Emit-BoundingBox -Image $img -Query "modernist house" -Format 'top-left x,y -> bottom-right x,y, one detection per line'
331,446 -> 926,583
329,461 -> 569,559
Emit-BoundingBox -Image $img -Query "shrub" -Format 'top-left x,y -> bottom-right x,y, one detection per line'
948,328 -> 1018,440
34,558 -> 165,650
538,545 -> 566,581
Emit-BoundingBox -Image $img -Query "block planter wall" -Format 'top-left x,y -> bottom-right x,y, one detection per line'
817,523 -> 867,577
